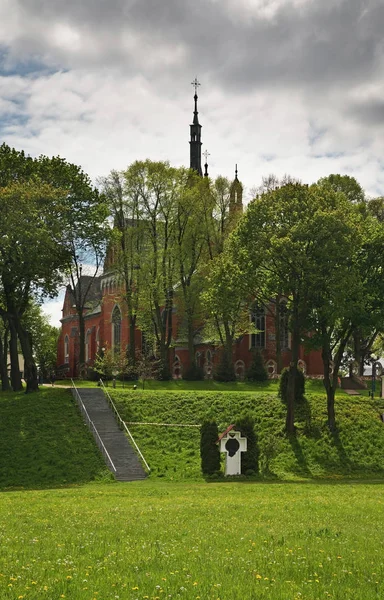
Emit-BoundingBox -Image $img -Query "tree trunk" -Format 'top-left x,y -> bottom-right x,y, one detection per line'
8,318 -> 23,391
128,314 -> 136,364
0,329 -> 11,391
285,302 -> 299,434
275,296 -> 283,374
78,309 -> 85,368
322,345 -> 336,431
187,311 -> 195,370
322,326 -> 351,431
16,320 -> 38,393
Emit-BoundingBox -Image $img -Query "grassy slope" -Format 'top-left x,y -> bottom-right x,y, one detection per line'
2,382 -> 384,488
0,388 -> 112,489
110,388 -> 384,480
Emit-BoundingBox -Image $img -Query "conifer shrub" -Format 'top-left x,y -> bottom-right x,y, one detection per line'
279,367 -> 306,404
246,349 -> 268,381
214,352 -> 236,382
200,420 -> 221,475
235,414 -> 259,474
183,365 -> 205,381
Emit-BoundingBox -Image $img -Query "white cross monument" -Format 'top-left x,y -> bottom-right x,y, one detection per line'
218,425 -> 247,476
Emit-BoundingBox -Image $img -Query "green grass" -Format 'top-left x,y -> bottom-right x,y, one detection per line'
110,389 -> 384,481
0,389 -> 112,489
1,481 -> 384,599
57,377 -> 352,395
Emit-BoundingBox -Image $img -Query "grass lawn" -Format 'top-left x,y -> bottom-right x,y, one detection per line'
1,481 -> 384,599
56,377 -> 352,395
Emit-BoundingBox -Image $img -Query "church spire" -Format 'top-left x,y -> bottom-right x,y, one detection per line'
190,77 -> 203,176
229,164 -> 243,216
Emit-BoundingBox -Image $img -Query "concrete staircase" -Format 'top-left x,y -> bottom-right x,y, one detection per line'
73,388 -> 147,481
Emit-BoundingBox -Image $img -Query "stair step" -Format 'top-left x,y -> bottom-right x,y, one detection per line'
72,388 -> 147,481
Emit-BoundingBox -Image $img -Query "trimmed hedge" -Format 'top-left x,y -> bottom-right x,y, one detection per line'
279,366 -> 306,403
200,420 -> 221,475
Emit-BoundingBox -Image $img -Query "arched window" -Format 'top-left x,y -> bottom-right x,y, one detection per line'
112,305 -> 122,354
64,335 -> 69,364
195,351 -> 201,367
279,301 -> 289,349
96,327 -> 100,353
85,329 -> 91,363
250,304 -> 265,348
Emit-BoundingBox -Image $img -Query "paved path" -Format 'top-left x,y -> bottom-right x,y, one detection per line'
72,388 -> 147,482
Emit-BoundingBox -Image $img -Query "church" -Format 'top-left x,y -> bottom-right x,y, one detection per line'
57,81 -> 323,379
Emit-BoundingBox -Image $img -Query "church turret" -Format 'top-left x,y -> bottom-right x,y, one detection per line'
190,77 -> 203,176
229,164 -> 243,215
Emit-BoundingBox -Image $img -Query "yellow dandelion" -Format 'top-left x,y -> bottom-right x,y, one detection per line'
255,574 -> 262,579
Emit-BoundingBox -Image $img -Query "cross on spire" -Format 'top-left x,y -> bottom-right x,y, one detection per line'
191,77 -> 201,95
203,149 -> 210,162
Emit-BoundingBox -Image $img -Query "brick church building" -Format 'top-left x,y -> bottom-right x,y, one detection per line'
57,82 -> 323,379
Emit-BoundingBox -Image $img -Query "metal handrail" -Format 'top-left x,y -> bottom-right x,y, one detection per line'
71,379 -> 117,473
99,379 -> 150,472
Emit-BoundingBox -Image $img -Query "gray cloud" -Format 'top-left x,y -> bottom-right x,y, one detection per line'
6,0 -> 383,94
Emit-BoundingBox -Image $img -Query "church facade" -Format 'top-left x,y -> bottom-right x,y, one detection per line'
57,83 -> 323,379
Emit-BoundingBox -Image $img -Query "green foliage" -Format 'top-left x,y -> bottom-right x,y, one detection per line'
183,364 -> 204,381
279,367 -> 306,404
246,349 -> 268,381
22,302 -> 59,379
235,414 -> 259,474
214,352 -> 236,382
200,420 -> 221,475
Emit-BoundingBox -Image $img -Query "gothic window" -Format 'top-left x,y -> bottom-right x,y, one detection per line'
85,329 -> 91,363
64,335 -> 69,364
112,305 -> 122,354
195,351 -> 201,367
96,327 -> 100,353
279,300 -> 289,349
250,304 -> 265,348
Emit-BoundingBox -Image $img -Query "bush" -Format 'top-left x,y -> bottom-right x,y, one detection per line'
235,414 -> 259,474
279,366 -> 305,404
183,365 -> 205,381
214,352 -> 236,382
246,349 -> 268,381
200,420 -> 221,475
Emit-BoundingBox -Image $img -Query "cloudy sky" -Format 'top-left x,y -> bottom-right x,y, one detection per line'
1,0 -> 384,324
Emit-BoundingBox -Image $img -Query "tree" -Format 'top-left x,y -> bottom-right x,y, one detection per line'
22,302 -> 59,381
0,143 -> 109,391
202,251 -> 252,381
200,420 -> 221,475
0,314 -> 10,391
120,160 -> 210,379
36,154 -> 110,373
246,349 -> 268,382
0,181 -> 70,392
173,176 -> 211,373
99,170 -> 144,366
233,182 -> 363,431
235,415 -> 259,474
